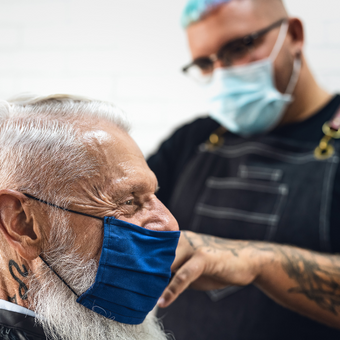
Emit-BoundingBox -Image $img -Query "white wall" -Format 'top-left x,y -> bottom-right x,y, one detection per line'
0,0 -> 339,156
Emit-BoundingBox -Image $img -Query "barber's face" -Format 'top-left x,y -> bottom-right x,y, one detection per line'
186,2 -> 299,93
65,122 -> 179,263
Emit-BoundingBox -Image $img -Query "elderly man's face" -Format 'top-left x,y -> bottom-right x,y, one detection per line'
60,121 -> 179,264
186,1 -> 298,94
24,121 -> 177,340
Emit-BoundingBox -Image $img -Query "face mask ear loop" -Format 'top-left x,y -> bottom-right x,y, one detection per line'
285,55 -> 302,96
23,193 -> 103,221
39,255 -> 80,298
269,20 -> 289,62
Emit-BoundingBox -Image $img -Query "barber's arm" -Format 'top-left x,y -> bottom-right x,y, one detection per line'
158,231 -> 340,329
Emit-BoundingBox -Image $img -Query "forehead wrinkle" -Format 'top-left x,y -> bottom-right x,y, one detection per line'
105,168 -> 157,200
80,121 -> 154,202
73,129 -> 124,204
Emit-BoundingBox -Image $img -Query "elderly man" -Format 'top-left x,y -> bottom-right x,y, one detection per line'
0,94 -> 179,340
148,0 -> 340,339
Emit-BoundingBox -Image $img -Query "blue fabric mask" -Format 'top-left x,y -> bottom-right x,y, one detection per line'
207,22 -> 301,137
24,194 -> 180,325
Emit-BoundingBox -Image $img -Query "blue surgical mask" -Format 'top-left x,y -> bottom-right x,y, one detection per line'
207,22 -> 301,136
24,194 -> 180,325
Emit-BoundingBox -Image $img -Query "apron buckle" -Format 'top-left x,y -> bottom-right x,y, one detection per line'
314,108 -> 340,160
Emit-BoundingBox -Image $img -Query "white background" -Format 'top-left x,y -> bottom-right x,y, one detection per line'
0,0 -> 339,156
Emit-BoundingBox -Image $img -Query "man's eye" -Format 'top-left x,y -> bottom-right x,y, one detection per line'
125,199 -> 133,205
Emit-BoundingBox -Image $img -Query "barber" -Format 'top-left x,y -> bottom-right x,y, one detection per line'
147,0 -> 340,339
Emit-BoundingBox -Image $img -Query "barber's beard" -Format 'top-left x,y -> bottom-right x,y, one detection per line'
28,213 -> 170,340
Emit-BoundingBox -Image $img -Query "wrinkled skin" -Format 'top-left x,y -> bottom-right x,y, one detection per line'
0,119 -> 178,308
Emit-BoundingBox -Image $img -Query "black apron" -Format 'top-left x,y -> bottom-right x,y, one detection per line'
159,132 -> 340,340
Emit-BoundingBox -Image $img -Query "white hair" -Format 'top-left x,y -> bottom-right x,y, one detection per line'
0,93 -> 130,206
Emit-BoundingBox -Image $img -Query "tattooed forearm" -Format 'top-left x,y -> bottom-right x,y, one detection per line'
9,260 -> 29,300
279,248 -> 340,316
181,231 -> 340,325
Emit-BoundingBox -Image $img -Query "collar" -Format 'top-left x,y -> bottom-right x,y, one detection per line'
0,299 -> 36,317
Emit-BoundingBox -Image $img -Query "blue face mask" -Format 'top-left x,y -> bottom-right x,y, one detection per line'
24,194 -> 180,325
207,22 -> 301,137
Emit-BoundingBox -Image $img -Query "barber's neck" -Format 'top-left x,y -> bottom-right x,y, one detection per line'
279,56 -> 332,127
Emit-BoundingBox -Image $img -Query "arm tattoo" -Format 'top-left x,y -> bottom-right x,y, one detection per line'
183,232 -> 196,249
183,232 -> 340,315
279,248 -> 340,315
9,260 -> 29,301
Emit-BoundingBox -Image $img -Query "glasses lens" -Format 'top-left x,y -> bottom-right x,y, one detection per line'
185,64 -> 212,83
194,57 -> 214,74
184,58 -> 213,83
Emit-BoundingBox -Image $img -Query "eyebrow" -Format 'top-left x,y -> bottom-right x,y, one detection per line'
124,182 -> 160,196
216,19 -> 286,54
187,18 -> 286,67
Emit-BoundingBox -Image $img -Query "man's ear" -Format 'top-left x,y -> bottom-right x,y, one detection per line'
0,190 -> 43,261
288,18 -> 304,57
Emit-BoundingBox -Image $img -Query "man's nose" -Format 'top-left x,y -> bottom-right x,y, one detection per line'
143,197 -> 179,232
160,203 -> 179,232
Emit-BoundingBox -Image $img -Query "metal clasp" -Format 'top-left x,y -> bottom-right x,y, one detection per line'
206,126 -> 227,150
314,122 -> 340,160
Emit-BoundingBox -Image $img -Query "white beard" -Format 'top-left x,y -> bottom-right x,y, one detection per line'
28,217 -> 170,340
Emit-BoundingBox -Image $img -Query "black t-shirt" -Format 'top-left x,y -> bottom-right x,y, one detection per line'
148,94 -> 340,251
0,309 -> 45,340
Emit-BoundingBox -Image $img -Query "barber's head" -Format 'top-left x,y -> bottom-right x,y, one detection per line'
181,0 -> 305,136
0,94 -> 177,340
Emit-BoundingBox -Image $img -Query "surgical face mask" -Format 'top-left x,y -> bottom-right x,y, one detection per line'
207,22 -> 301,136
24,193 -> 180,325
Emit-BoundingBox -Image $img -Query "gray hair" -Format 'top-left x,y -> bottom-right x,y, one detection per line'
0,93 -> 130,207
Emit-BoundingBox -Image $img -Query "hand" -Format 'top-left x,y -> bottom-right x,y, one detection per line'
157,231 -> 340,328
157,231 -> 272,308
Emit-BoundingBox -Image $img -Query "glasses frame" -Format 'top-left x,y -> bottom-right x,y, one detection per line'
182,18 -> 287,76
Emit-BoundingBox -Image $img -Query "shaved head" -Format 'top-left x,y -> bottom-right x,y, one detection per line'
251,0 -> 288,21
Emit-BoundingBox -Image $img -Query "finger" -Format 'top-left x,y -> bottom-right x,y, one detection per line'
158,256 -> 204,308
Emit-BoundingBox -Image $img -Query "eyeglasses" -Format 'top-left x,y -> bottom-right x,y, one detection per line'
182,18 -> 287,83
